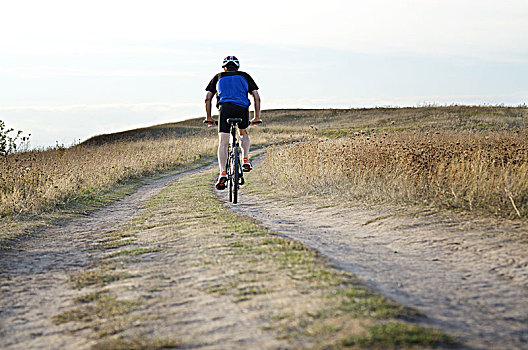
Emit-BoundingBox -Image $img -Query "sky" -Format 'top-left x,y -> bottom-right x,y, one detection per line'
1,0 -> 527,148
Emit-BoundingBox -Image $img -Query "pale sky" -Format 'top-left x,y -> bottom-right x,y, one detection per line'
1,0 -> 527,147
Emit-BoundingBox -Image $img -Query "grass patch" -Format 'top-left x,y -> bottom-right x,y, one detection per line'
336,286 -> 421,319
235,285 -> 271,302
106,247 -> 161,258
54,293 -> 141,325
340,322 -> 457,348
92,336 -> 180,350
100,239 -> 135,250
71,266 -> 133,288
74,290 -> 110,304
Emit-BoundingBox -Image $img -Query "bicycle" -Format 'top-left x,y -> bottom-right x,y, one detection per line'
226,118 -> 244,203
204,118 -> 262,204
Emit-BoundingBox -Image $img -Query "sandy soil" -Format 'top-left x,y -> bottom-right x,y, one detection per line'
223,172 -> 528,350
0,168 -> 204,349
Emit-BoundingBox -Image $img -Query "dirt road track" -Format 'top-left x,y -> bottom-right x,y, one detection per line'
222,185 -> 528,350
2,160 -> 527,350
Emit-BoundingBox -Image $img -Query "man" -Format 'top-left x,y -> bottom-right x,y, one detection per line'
204,56 -> 261,190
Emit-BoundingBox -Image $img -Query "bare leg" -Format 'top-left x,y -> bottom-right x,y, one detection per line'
218,132 -> 230,172
240,129 -> 250,159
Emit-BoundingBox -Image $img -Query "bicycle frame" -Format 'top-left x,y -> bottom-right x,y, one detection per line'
225,119 -> 244,203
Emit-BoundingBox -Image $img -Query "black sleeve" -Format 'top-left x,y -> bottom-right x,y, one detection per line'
205,74 -> 219,93
243,72 -> 259,92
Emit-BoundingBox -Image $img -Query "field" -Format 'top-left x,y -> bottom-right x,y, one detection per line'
258,106 -> 528,219
1,106 -> 527,221
260,128 -> 528,218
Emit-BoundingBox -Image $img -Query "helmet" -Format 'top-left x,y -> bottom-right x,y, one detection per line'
222,55 -> 240,69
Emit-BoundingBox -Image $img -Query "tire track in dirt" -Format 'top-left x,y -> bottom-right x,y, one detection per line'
221,167 -> 528,350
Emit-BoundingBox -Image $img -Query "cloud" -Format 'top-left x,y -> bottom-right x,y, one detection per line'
0,66 -> 198,78
266,92 -> 528,110
0,102 -> 200,112
1,1 -> 527,62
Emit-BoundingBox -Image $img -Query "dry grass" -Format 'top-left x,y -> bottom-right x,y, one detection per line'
258,129 -> 528,219
0,135 -> 217,217
2,106 -> 526,220
0,115 -> 301,220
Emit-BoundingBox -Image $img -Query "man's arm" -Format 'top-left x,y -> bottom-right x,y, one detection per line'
204,91 -> 214,122
250,90 -> 261,123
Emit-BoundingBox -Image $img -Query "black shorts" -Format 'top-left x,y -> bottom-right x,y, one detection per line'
218,103 -> 249,133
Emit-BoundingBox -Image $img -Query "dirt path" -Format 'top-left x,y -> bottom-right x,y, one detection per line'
222,176 -> 528,349
0,167 -> 209,349
2,159 -> 527,350
1,165 -> 286,349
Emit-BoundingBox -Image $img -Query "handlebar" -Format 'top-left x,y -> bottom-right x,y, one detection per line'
203,119 -> 263,126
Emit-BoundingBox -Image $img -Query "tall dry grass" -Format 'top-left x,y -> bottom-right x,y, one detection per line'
258,130 -> 528,219
0,136 -> 217,217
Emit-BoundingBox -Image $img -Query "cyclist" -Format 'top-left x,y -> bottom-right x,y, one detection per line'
204,56 -> 261,190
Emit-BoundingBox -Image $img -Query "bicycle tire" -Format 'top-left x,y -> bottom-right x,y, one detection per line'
233,148 -> 240,204
228,175 -> 233,202
227,155 -> 233,202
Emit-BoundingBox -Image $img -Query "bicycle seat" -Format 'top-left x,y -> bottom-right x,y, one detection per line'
227,118 -> 243,125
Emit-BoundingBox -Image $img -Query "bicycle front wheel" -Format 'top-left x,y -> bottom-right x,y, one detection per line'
233,149 -> 240,204
227,158 -> 233,203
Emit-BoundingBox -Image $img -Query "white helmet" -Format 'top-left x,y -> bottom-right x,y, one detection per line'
222,55 -> 240,69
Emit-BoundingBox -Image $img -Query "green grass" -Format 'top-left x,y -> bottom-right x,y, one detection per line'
340,322 -> 456,349
92,336 -> 180,350
74,290 -> 110,304
337,286 -> 422,319
70,266 -> 134,288
54,292 -> 141,325
106,247 -> 161,258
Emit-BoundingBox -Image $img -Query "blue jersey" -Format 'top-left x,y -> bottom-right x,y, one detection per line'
206,71 -> 258,108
